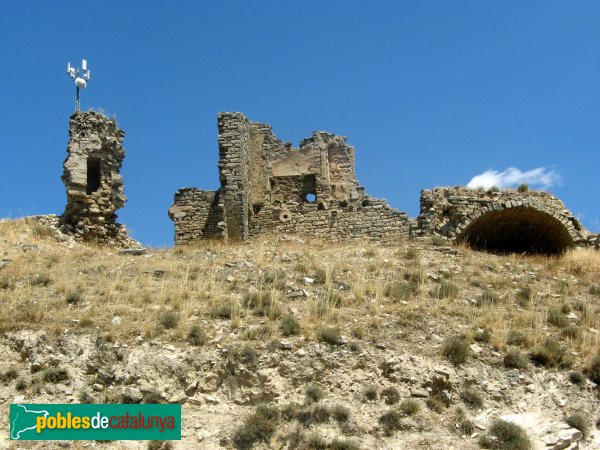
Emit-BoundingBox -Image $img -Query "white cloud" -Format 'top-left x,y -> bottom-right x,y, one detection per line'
466,167 -> 560,189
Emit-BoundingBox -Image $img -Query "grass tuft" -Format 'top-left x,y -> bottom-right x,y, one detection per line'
479,419 -> 531,450
442,336 -> 471,366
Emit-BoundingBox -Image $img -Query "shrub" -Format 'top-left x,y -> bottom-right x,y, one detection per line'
314,268 -> 335,285
142,389 -> 163,404
280,403 -> 299,421
331,404 -> 350,423
565,412 -> 590,438
399,399 -> 420,416
311,403 -> 331,423
187,325 -> 207,346
515,287 -> 532,306
159,311 -> 179,329
474,329 -> 492,344
529,338 -> 571,368
443,336 -> 471,366
329,437 -> 360,450
568,371 -> 585,385
460,387 -> 483,409
243,290 -> 281,318
479,419 -> 531,450
381,386 -> 400,405
561,326 -> 582,340
476,290 -> 500,307
384,281 -> 419,301
506,331 -> 530,347
364,385 -> 378,402
517,183 -> 529,193
547,308 -> 569,328
586,355 -> 600,383
426,396 -> 446,413
15,378 -> 27,391
589,285 -> 600,296
0,277 -> 14,289
147,441 -> 173,450
66,291 -> 82,305
260,269 -> 286,289
280,314 -> 301,336
42,367 -> 69,383
378,410 -> 402,436
504,349 -> 528,370
209,302 -> 232,319
1,367 -> 19,383
305,432 -> 327,450
305,383 -> 324,404
79,391 -> 96,404
317,326 -> 341,345
232,403 -> 279,449
405,247 -> 419,260
30,273 -> 52,286
431,235 -> 447,247
456,408 -> 475,435
433,281 -> 459,299
234,345 -> 258,368
295,407 -> 314,427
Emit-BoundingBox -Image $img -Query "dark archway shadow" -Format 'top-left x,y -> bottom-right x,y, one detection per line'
457,206 -> 574,255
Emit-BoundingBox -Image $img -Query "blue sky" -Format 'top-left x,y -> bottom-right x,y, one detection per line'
1,1 -> 599,246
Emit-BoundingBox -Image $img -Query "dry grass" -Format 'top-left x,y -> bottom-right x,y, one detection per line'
0,217 -> 598,371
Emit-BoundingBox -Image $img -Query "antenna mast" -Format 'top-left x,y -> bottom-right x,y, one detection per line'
66,59 -> 91,112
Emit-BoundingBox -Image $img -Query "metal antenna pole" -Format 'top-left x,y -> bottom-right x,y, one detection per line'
66,59 -> 90,113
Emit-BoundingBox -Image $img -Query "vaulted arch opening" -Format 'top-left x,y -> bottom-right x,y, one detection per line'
457,206 -> 574,255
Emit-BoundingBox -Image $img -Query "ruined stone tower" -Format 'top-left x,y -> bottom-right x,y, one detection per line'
169,112 -> 411,244
60,111 -> 127,244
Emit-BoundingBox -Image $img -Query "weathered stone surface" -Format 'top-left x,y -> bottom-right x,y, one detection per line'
169,112 -> 410,244
169,113 -> 598,251
418,187 -> 594,254
60,111 -> 136,247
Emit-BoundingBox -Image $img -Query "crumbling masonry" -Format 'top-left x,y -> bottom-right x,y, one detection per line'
169,112 -> 411,243
169,112 -> 597,254
60,111 -> 130,245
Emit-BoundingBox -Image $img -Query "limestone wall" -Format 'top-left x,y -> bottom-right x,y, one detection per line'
418,187 -> 591,253
249,197 -> 410,241
168,189 -> 225,243
170,112 -> 410,244
60,111 -> 128,245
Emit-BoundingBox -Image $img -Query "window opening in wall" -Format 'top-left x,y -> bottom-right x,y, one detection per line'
86,157 -> 101,195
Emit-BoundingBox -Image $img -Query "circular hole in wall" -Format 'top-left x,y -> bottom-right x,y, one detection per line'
304,193 -> 317,203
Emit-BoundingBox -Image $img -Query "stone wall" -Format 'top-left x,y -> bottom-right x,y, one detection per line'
418,187 -> 591,253
169,112 -> 410,244
169,112 -> 597,251
217,113 -> 251,241
248,198 -> 411,241
60,111 -> 129,245
168,189 -> 225,243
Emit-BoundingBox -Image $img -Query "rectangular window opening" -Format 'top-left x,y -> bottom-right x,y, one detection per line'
86,157 -> 102,195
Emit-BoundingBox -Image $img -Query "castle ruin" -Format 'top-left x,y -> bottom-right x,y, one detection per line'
169,112 -> 596,254
59,111 -> 130,245
169,112 -> 411,244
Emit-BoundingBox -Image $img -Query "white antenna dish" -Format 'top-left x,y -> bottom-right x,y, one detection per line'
65,58 -> 91,112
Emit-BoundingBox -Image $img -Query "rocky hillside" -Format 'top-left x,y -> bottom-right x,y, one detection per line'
0,217 -> 599,450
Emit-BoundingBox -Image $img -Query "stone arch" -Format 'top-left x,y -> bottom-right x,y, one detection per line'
456,205 -> 576,255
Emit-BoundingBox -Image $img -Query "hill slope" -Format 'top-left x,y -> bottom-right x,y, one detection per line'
0,217 -> 599,449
